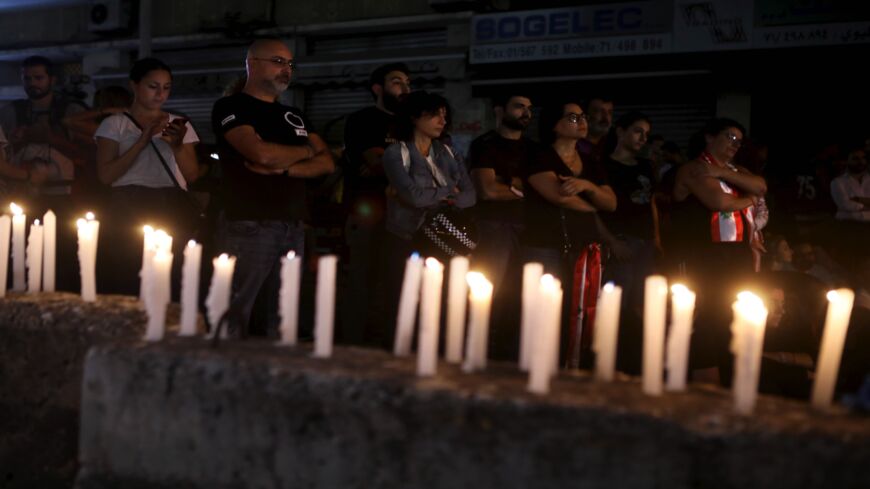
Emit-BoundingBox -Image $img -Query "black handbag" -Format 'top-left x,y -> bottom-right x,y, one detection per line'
413,205 -> 478,259
398,141 -> 478,259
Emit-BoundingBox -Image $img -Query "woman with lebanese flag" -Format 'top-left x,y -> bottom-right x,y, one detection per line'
669,118 -> 767,385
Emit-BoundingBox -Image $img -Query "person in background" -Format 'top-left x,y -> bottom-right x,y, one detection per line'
670,118 -> 767,384
342,62 -> 411,347
95,58 -> 201,296
211,38 -> 334,338
576,96 -> 614,166
381,91 -> 475,348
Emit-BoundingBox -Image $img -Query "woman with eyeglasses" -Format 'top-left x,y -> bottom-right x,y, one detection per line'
670,117 -> 767,384
94,57 -> 201,295
522,101 -> 616,367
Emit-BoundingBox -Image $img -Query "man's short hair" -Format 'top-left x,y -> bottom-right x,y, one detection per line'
369,62 -> 410,94
491,91 -> 531,109
21,55 -> 53,76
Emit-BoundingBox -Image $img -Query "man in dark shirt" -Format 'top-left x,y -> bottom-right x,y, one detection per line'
576,96 -> 613,165
341,63 -> 410,346
468,92 -> 532,289
212,38 -> 334,337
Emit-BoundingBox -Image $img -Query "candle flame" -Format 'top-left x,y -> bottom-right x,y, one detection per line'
467,271 -> 494,298
143,225 -> 154,234
603,281 -> 615,293
671,283 -> 696,307
187,239 -> 197,248
826,290 -> 840,302
425,257 -> 442,269
218,253 -> 229,263
76,218 -> 86,229
735,291 -> 767,323
540,273 -> 561,293
10,202 -> 22,216
286,250 -> 296,260
410,252 -> 420,260
34,219 -> 40,226
85,212 -> 95,221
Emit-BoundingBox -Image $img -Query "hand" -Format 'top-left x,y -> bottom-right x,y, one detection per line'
160,118 -> 188,149
139,115 -> 169,143
558,175 -> 589,196
510,177 -> 524,191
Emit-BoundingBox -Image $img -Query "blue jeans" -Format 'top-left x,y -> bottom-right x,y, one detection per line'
219,220 -> 305,338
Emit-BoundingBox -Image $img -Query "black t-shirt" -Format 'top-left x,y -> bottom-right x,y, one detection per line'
467,130 -> 530,223
602,156 -> 655,239
522,144 -> 607,249
343,106 -> 396,201
212,93 -> 312,221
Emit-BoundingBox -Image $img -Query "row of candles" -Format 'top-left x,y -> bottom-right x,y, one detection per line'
0,202 -> 855,414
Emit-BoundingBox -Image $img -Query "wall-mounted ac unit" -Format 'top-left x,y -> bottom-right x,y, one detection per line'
88,0 -> 132,33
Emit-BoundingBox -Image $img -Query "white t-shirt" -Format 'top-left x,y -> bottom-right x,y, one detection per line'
95,112 -> 199,189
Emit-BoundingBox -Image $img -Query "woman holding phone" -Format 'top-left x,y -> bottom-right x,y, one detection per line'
95,57 -> 200,294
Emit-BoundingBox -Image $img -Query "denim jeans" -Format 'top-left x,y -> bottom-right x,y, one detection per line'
219,219 -> 305,338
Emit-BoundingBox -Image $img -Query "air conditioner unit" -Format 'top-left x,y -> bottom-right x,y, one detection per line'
88,0 -> 132,33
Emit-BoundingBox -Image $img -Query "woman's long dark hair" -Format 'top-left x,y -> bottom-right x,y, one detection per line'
537,100 -> 581,146
395,90 -> 452,141
129,57 -> 172,83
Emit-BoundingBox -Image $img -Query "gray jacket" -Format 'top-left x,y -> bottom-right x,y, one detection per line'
383,140 -> 476,239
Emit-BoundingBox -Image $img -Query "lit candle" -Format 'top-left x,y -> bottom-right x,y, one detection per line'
140,225 -> 154,301
278,251 -> 302,345
446,256 -> 469,363
141,229 -> 172,303
76,212 -> 100,302
10,203 -> 25,292
593,282 -> 622,382
665,284 -> 696,392
394,253 -> 423,356
206,254 -> 236,338
528,274 -> 562,394
811,289 -> 855,409
178,240 -> 202,337
463,271 -> 493,372
417,257 -> 444,376
0,215 -> 9,298
26,219 -> 43,293
314,255 -> 338,358
143,249 -> 172,342
730,291 -> 768,415
42,210 -> 56,292
643,275 -> 668,396
520,262 -> 544,371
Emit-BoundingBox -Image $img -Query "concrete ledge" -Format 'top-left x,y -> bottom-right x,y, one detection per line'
78,340 -> 870,489
0,293 -> 189,488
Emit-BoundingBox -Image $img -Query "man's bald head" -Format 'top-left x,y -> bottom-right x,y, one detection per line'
247,39 -> 290,59
244,38 -> 294,99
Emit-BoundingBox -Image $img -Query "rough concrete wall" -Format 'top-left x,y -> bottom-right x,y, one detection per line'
0,293 -> 188,489
78,340 -> 870,489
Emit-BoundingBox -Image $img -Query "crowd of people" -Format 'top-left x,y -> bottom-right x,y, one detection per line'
1,38 -> 868,398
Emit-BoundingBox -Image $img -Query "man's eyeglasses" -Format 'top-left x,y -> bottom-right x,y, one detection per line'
725,132 -> 743,147
565,113 -> 587,124
249,56 -> 296,70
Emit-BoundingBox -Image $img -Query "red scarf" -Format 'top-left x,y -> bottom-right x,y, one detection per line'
701,151 -> 754,242
567,243 -> 602,368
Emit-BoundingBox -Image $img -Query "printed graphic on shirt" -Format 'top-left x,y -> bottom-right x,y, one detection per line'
221,114 -> 236,126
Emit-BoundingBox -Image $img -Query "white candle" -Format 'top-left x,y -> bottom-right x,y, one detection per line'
140,225 -> 154,301
528,274 -> 562,394
314,254 -> 338,358
417,257 -> 444,376
520,262 -> 544,371
10,203 -> 25,292
811,289 -> 855,409
179,240 -> 202,336
206,253 -> 236,338
42,210 -> 56,292
144,250 -> 172,342
446,256 -> 469,363
76,213 -> 100,302
394,253 -> 423,356
278,250 -> 302,345
593,282 -> 622,382
643,275 -> 668,396
463,271 -> 493,372
730,291 -> 768,415
665,284 -> 696,392
0,215 -> 9,298
26,219 -> 43,293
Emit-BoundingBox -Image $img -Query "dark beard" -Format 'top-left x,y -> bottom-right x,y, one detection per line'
502,116 -> 529,131
383,92 -> 402,113
25,88 -> 50,100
